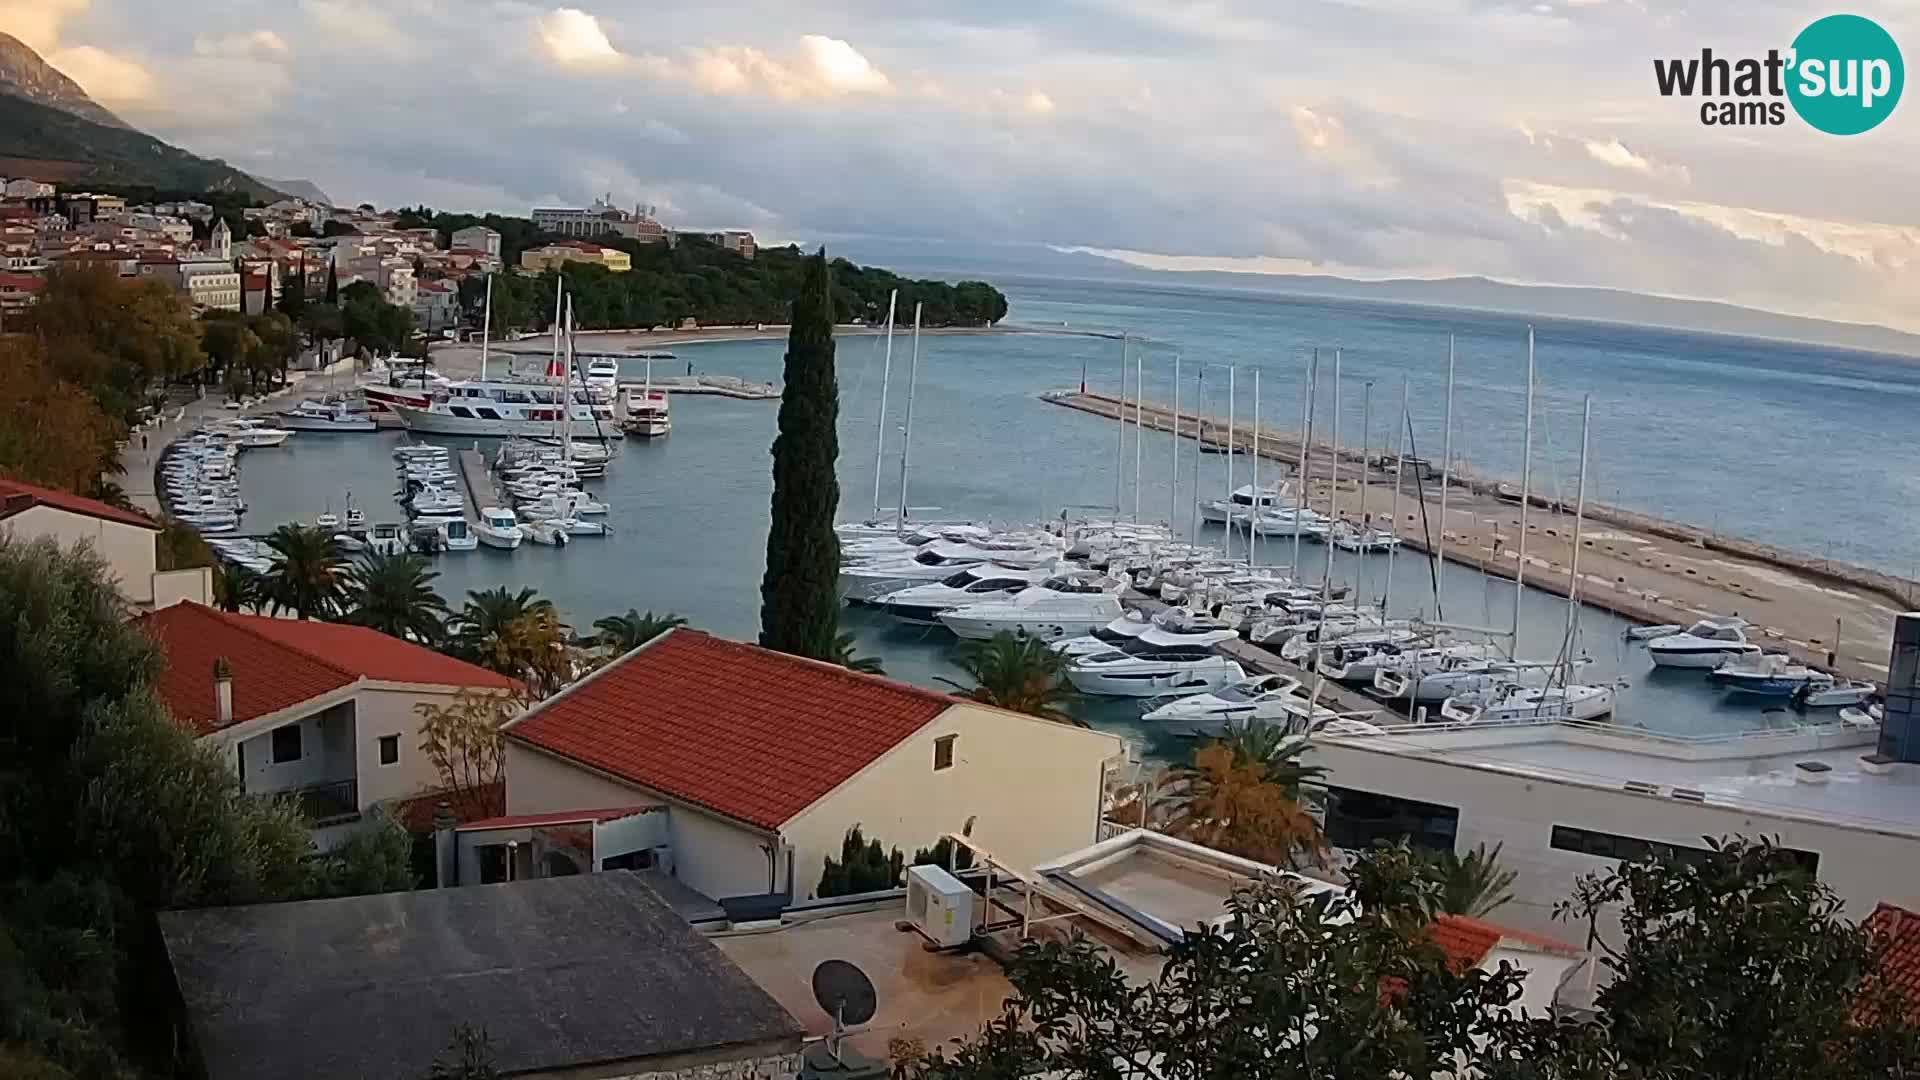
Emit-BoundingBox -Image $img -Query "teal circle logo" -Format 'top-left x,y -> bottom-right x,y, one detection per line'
1788,14 -> 1903,135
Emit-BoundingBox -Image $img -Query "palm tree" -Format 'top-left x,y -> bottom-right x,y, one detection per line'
451,587 -> 550,664
833,630 -> 885,676
591,609 -> 687,653
262,524 -> 347,619
216,562 -> 268,613
451,587 -> 572,694
1158,744 -> 1327,869
938,631 -> 1079,724
1216,722 -> 1326,798
342,551 -> 448,644
1418,842 -> 1517,918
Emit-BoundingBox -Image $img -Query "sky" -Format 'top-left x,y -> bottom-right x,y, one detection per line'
5,0 -> 1918,331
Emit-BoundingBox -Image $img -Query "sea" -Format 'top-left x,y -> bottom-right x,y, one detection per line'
232,276 -> 1920,761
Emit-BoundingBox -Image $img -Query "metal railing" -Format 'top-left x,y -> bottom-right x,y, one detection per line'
290,779 -> 360,824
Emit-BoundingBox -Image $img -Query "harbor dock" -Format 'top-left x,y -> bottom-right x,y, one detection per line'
456,447 -> 496,525
1048,390 -> 1913,684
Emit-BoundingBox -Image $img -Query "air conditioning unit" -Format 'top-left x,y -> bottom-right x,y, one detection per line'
905,863 -> 974,948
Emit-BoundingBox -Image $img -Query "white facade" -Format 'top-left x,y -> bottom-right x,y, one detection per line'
532,199 -> 666,242
1309,721 -> 1920,937
413,281 -> 461,332
451,225 -> 501,259
5,178 -> 55,198
180,261 -> 242,311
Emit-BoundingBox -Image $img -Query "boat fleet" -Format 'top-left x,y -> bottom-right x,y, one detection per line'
1625,617 -> 1876,709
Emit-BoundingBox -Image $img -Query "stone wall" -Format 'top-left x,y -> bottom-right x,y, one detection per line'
605,1050 -> 802,1080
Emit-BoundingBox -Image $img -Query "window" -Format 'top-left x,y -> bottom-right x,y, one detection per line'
1324,786 -> 1459,853
933,734 -> 957,771
1550,825 -> 1819,875
378,735 -> 400,765
270,723 -> 302,764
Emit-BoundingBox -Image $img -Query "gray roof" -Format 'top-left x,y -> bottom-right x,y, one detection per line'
159,873 -> 803,1080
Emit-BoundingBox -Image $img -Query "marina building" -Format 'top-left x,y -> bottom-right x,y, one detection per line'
1307,613 -> 1920,935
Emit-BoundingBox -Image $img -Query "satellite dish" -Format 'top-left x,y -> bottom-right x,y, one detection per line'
811,959 -> 877,1027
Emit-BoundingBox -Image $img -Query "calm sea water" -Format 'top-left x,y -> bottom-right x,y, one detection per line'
235,277 -> 1914,758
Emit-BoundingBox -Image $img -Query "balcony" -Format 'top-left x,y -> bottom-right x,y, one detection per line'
292,779 -> 360,827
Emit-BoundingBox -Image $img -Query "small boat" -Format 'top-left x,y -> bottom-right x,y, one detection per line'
438,519 -> 478,552
1793,678 -> 1876,709
1646,616 -> 1762,669
1624,623 -> 1685,642
277,399 -> 378,433
1329,523 -> 1402,553
1840,706 -> 1878,730
473,507 -> 523,550
315,511 -> 341,530
1710,653 -> 1824,697
407,487 -> 464,516
367,522 -> 408,556
1141,673 -> 1345,729
552,517 -> 607,537
521,519 -> 570,546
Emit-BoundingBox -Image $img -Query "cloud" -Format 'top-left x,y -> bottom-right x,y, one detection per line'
538,8 -> 619,67
194,30 -> 290,58
650,34 -> 894,100
0,0 -> 88,54
47,44 -> 153,103
300,0 -> 402,53
1583,137 -> 1689,182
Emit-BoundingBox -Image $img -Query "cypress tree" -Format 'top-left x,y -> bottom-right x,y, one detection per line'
324,256 -> 339,304
759,249 -> 842,660
280,253 -> 306,319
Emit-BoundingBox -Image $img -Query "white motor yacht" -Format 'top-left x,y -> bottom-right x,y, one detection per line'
1319,639 -> 1501,684
391,377 -> 618,438
1330,522 -> 1402,553
278,399 -> 377,433
1374,656 -> 1556,705
1439,681 -> 1617,723
1645,616 -> 1762,669
1052,610 -> 1156,659
878,564 -> 1059,624
365,523 -> 408,556
407,488 -> 465,518
1250,507 -> 1332,541
839,542 -> 1060,603
1202,484 -> 1290,525
622,387 -> 671,438
521,519 -> 570,546
936,574 -> 1126,641
1065,626 -> 1246,698
585,356 -> 620,393
214,418 -> 294,448
438,519 -> 478,551
474,507 -> 524,550
1140,673 -> 1346,729
551,517 -> 608,537
518,490 -> 609,518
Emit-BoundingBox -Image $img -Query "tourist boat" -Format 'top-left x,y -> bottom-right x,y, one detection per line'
438,519 -> 478,552
1439,680 -> 1617,723
622,387 -> 671,438
1645,616 -> 1763,669
584,356 -> 620,393
1710,653 -> 1825,697
1140,673 -> 1346,729
935,574 -> 1127,641
876,563 -> 1059,624
1064,626 -> 1245,698
1329,522 -> 1402,553
277,399 -> 377,433
1202,484 -> 1291,525
389,378 -> 618,438
473,507 -> 524,550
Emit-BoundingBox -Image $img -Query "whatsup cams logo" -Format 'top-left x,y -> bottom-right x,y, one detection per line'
1654,14 -> 1904,134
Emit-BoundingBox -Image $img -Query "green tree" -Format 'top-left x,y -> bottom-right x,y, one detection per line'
278,255 -> 307,320
1213,722 -> 1324,797
591,609 -> 687,653
342,551 -> 447,644
324,256 -> 339,303
307,819 -> 416,897
817,825 -> 905,898
1155,743 -> 1328,869
215,561 -> 269,613
450,587 -> 570,694
939,631 -> 1078,724
415,690 -> 516,821
759,250 -> 843,661
0,338 -> 122,493
0,536 -> 316,1076
262,523 -> 348,619
831,627 -> 885,675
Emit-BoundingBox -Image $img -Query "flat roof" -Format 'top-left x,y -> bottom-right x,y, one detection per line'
1314,719 -> 1920,838
159,874 -> 802,1080
714,906 -> 1014,1057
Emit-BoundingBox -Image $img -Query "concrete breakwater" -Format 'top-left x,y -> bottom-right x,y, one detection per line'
1046,390 -> 1912,683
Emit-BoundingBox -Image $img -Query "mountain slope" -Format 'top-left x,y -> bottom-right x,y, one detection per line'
253,176 -> 334,206
0,32 -> 127,129
0,94 -> 283,199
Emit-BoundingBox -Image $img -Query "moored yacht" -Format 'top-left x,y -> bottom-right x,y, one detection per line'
1439,680 -> 1617,723
473,507 -> 524,549
878,563 -> 1059,624
438,519 -> 478,551
1645,616 -> 1762,669
1202,483 -> 1290,525
1065,625 -> 1245,698
277,399 -> 377,433
1140,673 -> 1348,729
390,377 -> 618,438
621,387 -> 671,438
936,573 -> 1126,641
839,541 -> 1062,602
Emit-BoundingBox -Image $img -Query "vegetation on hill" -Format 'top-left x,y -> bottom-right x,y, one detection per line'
0,93 -> 282,199
0,31 -> 128,129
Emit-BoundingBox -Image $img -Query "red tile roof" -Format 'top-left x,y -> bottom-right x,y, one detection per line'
0,475 -> 157,530
1426,915 -> 1511,973
457,806 -> 657,831
1863,902 -> 1920,1024
137,602 -> 517,735
506,629 -> 956,830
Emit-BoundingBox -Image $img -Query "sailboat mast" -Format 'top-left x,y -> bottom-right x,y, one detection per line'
1224,366 -> 1236,561
1321,350 -> 1342,596
895,303 -> 923,537
1188,367 -> 1203,545
1356,380 -> 1372,552
870,290 -> 897,522
478,274 -> 493,381
1437,334 -> 1455,598
1249,368 -> 1260,568
1514,327 -> 1536,650
1170,355 -> 1181,534
1559,396 -> 1593,685
1293,349 -> 1315,577
1385,378 -> 1408,621
560,296 -> 575,460
1133,347 -> 1144,523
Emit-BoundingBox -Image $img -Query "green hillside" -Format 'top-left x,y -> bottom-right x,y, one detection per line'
0,94 -> 282,200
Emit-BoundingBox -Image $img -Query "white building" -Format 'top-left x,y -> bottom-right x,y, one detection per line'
5,177 -> 55,199
136,602 -> 521,845
413,278 -> 460,333
498,628 -> 1131,904
450,224 -> 500,259
532,197 -> 667,242
178,258 -> 242,311
0,478 -> 209,609
1307,694 -> 1920,936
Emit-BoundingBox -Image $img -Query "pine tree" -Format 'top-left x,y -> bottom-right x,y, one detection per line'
324,256 -> 339,304
758,249 -> 842,660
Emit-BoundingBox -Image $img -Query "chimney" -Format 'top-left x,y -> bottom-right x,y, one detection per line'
213,656 -> 233,728
1879,613 -> 1920,765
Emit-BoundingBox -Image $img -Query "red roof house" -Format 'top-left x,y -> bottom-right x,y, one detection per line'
0,475 -> 191,607
137,602 -> 518,828
1862,902 -> 1920,1024
502,628 -> 1128,903
0,475 -> 156,531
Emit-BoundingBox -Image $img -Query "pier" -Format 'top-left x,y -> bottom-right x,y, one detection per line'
1049,390 -> 1913,684
457,447 -> 497,525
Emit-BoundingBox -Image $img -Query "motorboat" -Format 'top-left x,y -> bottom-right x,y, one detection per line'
622,387 -> 671,438
839,542 -> 1061,603
1439,681 -> 1617,723
394,443 -> 452,463
344,504 -> 366,529
1624,623 -> 1684,641
551,517 -> 608,537
1329,522 -> 1402,553
1052,610 -> 1156,659
407,486 -> 465,517
1141,673 -> 1346,729
1710,653 -> 1825,697
936,574 -> 1127,641
1374,657 -> 1559,705
1840,706 -> 1879,730
1065,626 -> 1246,698
367,523 -> 408,556
518,490 -> 608,518
316,511 -> 341,530
1798,679 -> 1876,709
213,418 -> 294,449
1250,507 -> 1332,541
878,563 -> 1060,624
841,524 -> 992,563
277,399 -> 377,433
1324,639 -> 1503,685
473,507 -> 524,550
1645,616 -> 1762,669
521,519 -> 570,546
1202,484 -> 1291,525
585,356 -> 621,393
438,519 -> 478,552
